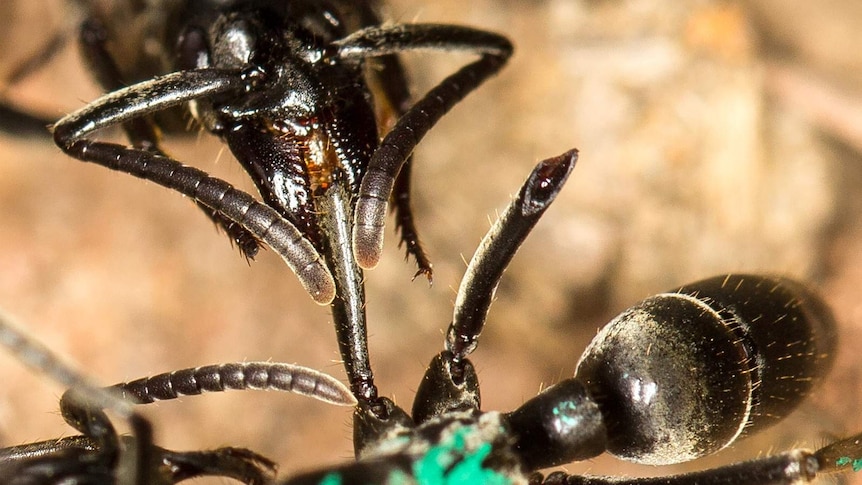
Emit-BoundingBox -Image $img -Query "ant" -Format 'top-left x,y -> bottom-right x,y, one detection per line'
2,0 -> 512,406
1,0 -> 862,484
2,150 -> 862,483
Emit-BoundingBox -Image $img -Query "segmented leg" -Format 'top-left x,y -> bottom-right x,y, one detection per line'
0,438 -> 278,485
0,309 -> 153,485
51,70 -> 336,304
0,436 -> 97,464
0,448 -> 114,485
330,24 -> 513,270
534,432 -> 862,484
79,16 -> 263,259
370,49 -> 434,280
160,446 -> 277,484
392,150 -> 433,281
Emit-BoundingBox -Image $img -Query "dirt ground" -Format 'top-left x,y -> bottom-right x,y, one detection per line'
1,0 -> 861,483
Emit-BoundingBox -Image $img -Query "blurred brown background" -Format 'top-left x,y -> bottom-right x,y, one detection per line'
1,0 -> 862,483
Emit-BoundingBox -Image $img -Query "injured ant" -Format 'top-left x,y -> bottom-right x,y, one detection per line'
3,150 -> 862,484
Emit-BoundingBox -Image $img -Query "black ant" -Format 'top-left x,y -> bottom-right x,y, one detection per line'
3,0 -> 511,406
3,150 -> 862,484
1,1 -> 862,484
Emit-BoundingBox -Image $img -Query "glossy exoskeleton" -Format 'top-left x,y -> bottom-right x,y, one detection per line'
2,1 -> 862,484
0,0 -> 512,404
3,149 -> 862,484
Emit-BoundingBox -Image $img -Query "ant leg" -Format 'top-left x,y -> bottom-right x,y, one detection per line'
368,51 -> 433,279
0,449 -> 114,484
447,150 -> 577,362
0,435 -> 103,484
0,436 -> 97,463
51,71 -> 336,304
0,432 -> 274,484
77,17 -> 262,260
1,440 -> 277,485
200,205 -> 265,260
535,432 -> 862,484
0,309 -> 153,485
59,390 -> 152,485
393,145 -> 433,280
330,24 -> 513,270
159,447 -> 277,484
537,455 -> 819,484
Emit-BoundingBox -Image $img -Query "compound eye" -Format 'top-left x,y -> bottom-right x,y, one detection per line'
575,274 -> 836,466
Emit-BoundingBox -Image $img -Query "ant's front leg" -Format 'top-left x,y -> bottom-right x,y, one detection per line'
50,70 -> 336,303
348,0 -> 432,278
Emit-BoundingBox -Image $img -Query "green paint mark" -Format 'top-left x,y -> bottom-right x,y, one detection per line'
318,472 -> 343,485
552,401 -> 579,428
836,456 -> 862,472
412,427 -> 511,485
386,469 -> 413,485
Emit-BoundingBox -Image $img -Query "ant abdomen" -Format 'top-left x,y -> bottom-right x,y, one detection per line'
575,274 -> 836,466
